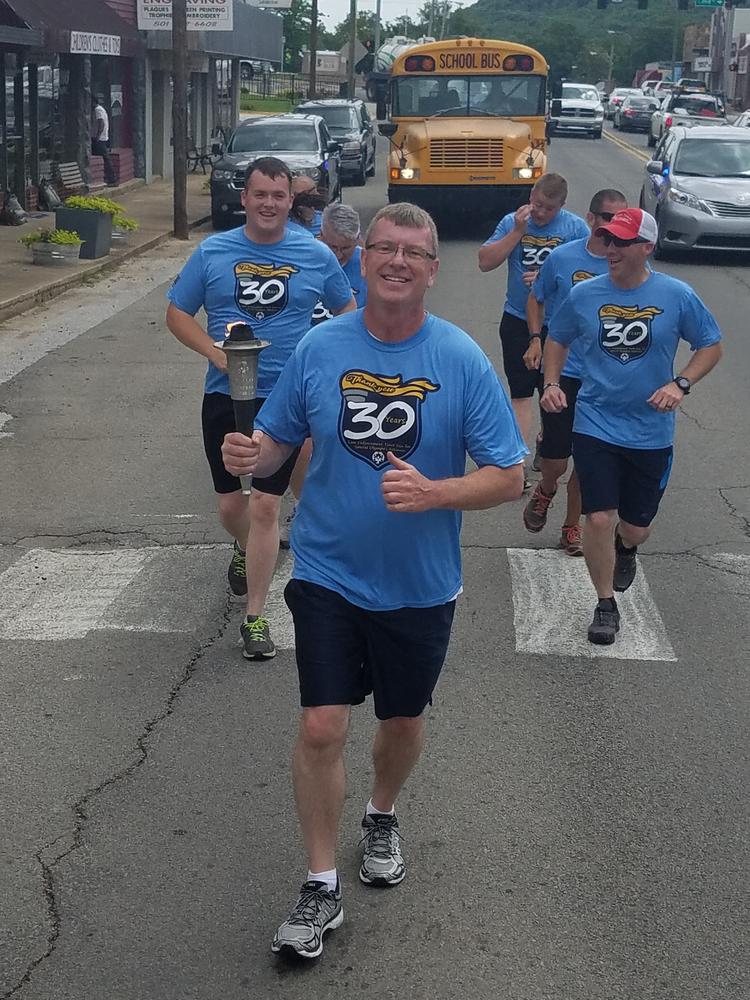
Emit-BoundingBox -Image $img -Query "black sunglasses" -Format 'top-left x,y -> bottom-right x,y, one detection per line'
595,211 -> 616,222
600,233 -> 648,248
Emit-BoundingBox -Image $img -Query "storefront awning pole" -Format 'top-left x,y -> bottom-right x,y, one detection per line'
173,0 -> 189,239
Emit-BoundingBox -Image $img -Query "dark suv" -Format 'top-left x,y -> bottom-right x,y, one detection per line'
210,114 -> 342,229
294,99 -> 376,186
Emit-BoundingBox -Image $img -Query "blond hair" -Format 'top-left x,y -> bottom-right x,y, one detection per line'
364,202 -> 439,257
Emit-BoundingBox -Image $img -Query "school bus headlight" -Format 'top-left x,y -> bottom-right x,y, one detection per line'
513,166 -> 543,180
391,167 -> 419,180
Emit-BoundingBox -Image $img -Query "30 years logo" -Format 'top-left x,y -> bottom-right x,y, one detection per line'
598,304 -> 663,365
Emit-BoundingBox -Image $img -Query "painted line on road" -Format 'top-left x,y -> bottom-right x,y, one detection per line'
506,548 -> 676,661
603,129 -> 650,163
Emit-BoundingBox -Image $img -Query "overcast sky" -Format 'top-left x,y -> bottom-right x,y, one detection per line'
318,0 -> 429,35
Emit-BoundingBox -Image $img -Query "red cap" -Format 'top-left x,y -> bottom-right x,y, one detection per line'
595,208 -> 658,243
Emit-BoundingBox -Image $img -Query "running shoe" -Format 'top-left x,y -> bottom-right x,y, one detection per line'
588,602 -> 620,645
227,541 -> 247,596
279,504 -> 297,551
523,483 -> 555,532
271,879 -> 343,959
559,523 -> 583,557
359,813 -> 405,886
240,615 -> 276,660
613,530 -> 638,592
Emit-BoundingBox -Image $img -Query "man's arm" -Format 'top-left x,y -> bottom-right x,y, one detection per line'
477,205 -> 530,272
380,453 -> 524,513
647,343 -> 723,412
221,430 -> 295,480
539,338 -> 570,413
524,292 -> 545,370
166,302 -> 227,372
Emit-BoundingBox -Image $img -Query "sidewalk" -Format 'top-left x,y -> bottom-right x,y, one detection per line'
0,174 -> 211,325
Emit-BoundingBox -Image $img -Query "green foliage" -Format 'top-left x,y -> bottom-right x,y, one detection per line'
112,215 -> 138,232
240,95 -> 294,112
283,0 -> 330,72
64,195 -> 138,232
19,228 -> 82,247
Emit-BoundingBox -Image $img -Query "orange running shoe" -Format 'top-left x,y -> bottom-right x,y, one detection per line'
523,483 -> 555,532
559,523 -> 583,556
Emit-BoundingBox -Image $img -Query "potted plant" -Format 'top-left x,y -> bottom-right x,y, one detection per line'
111,211 -> 139,247
56,195 -> 115,259
19,228 -> 83,265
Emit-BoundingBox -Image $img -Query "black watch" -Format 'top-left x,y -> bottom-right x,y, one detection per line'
673,376 -> 691,395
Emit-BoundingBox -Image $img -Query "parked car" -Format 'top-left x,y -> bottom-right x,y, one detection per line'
294,98 -> 376,186
639,124 -> 750,257
549,82 -> 604,138
647,91 -> 726,147
613,94 -> 661,132
606,88 -> 642,120
210,114 -> 342,229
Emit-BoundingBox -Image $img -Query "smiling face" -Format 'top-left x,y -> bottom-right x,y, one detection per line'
362,218 -> 439,311
587,196 -> 628,255
605,237 -> 654,283
241,169 -> 293,241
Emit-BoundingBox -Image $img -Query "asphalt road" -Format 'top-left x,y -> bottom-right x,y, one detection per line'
1,131 -> 749,1000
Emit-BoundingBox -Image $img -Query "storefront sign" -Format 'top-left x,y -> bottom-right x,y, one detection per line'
137,0 -> 234,31
692,56 -> 712,71
70,32 -> 122,56
738,55 -> 748,75
247,0 -> 293,8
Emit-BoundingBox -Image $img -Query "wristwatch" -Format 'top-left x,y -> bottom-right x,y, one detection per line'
528,333 -> 542,340
673,376 -> 691,394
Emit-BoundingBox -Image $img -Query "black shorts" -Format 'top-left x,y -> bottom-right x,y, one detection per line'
572,432 -> 673,528
498,312 -> 545,400
201,392 -> 300,496
539,375 -> 582,460
284,579 -> 456,721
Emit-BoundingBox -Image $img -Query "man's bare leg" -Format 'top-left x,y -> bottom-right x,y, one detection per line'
217,490 -> 251,547
245,489 -> 282,618
370,716 -> 425,813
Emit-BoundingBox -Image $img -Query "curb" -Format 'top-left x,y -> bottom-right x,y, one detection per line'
603,129 -> 650,163
0,213 -> 211,326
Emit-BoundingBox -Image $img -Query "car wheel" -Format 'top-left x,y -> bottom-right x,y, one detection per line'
653,220 -> 669,260
354,157 -> 367,186
593,128 -> 602,138
647,131 -> 656,147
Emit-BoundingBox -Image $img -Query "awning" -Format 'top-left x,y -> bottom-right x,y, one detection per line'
1,0 -> 145,57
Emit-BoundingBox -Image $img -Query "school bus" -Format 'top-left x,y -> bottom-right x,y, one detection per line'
379,37 -> 549,215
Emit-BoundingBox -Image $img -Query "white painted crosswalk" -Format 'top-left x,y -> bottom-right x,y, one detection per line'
0,543 -> 745,659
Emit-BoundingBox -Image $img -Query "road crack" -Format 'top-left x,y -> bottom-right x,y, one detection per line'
2,591 -> 234,999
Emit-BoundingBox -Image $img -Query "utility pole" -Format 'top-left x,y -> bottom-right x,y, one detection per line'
428,0 -> 436,37
309,0 -> 318,99
440,1 -> 449,41
721,0 -> 735,103
347,0 -> 357,99
374,0 -> 381,54
172,0 -> 188,240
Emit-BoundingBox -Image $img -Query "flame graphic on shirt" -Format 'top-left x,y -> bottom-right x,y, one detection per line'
598,304 -> 663,321
340,371 -> 440,400
234,262 -> 299,278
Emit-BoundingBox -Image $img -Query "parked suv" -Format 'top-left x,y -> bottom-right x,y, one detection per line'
210,114 -> 342,229
294,99 -> 376,186
550,82 -> 604,138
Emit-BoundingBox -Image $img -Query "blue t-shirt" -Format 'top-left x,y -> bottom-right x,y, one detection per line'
287,210 -> 323,238
484,209 -> 589,319
533,238 -> 609,378
549,272 -> 722,449
311,247 -> 368,325
255,311 -> 527,611
167,226 -> 352,397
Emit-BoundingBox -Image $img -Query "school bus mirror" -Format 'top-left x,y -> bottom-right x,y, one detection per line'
550,99 -> 562,117
379,122 -> 398,138
550,81 -> 563,100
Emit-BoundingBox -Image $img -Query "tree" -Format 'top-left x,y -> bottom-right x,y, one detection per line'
282,0 -> 329,72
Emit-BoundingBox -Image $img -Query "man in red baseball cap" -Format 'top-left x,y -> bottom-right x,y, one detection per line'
539,208 -> 723,646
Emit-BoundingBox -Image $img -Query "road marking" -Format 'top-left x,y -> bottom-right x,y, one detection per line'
603,129 -> 650,162
506,548 -> 676,661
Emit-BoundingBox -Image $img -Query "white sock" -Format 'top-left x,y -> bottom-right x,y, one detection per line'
366,798 -> 395,817
307,868 -> 338,891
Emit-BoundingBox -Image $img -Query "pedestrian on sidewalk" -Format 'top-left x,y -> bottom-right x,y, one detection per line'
166,156 -> 355,661
478,173 -> 589,483
541,208 -> 722,645
222,202 -> 526,960
523,188 -> 628,556
91,95 -> 117,187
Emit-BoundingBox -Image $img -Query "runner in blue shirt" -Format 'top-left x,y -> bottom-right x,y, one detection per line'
542,208 -> 722,645
166,157 -> 355,660
522,189 -> 627,556
222,203 -> 526,962
478,173 -> 589,473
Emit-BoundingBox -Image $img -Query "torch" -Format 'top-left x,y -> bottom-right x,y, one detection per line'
220,322 -> 270,496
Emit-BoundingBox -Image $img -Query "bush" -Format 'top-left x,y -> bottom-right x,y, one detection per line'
19,227 -> 82,248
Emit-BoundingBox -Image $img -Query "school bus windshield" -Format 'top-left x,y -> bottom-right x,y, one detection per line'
392,74 -> 546,118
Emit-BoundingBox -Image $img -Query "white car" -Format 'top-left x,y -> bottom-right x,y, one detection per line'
550,82 -> 604,139
642,80 -> 677,101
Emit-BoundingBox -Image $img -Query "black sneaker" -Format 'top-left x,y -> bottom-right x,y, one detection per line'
613,531 -> 638,592
359,813 -> 405,886
271,879 -> 343,959
588,601 -> 620,645
227,541 -> 247,596
240,615 -> 276,659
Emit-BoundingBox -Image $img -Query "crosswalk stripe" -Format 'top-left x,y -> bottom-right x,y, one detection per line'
506,548 -> 676,661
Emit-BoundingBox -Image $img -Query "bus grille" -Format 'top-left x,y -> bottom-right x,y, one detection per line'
429,138 -> 504,169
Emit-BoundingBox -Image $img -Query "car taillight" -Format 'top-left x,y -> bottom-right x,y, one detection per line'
624,109 -> 636,116
665,115 -> 673,127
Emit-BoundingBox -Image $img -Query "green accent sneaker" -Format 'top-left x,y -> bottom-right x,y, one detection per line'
240,615 -> 276,660
227,542 -> 247,597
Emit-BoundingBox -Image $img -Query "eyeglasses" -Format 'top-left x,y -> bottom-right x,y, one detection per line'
600,233 -> 648,248
365,241 -> 436,261
595,211 -> 616,222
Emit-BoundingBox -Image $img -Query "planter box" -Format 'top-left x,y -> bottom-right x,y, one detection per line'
111,227 -> 130,249
30,242 -> 82,265
55,207 -> 112,259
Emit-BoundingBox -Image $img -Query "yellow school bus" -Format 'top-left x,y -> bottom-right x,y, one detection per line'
380,37 -> 549,215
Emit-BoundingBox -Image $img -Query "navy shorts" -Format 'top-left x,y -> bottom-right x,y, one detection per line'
201,392 -> 300,496
572,432 -> 673,528
539,375 -> 581,460
284,579 -> 456,721
498,312 -> 545,400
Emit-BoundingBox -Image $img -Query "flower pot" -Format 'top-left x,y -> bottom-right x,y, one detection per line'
111,227 -> 130,248
30,242 -> 82,265
55,207 -> 112,259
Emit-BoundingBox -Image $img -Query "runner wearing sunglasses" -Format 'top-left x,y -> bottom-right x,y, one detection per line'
540,209 -> 722,645
523,189 -> 628,556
